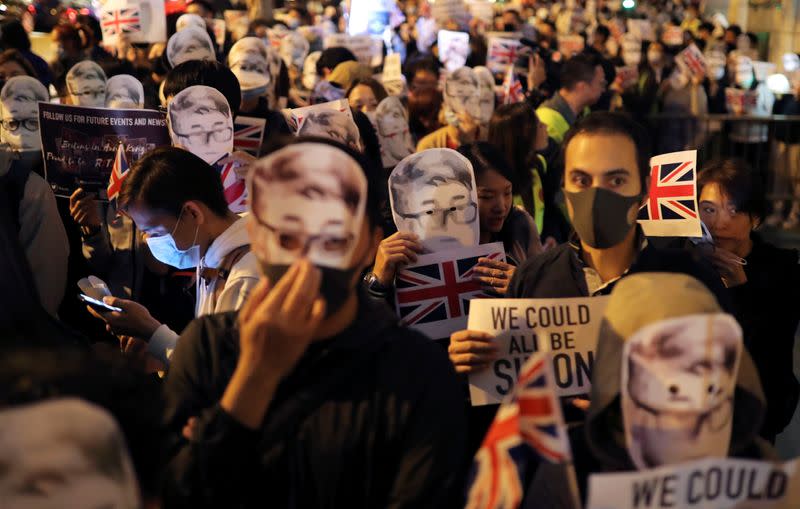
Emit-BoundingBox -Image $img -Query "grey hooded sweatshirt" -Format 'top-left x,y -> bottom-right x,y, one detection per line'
522,272 -> 774,509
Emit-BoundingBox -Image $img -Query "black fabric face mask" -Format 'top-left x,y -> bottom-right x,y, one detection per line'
259,264 -> 360,317
565,187 -> 644,249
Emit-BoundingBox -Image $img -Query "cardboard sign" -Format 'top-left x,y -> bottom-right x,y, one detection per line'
468,296 -> 610,406
638,150 -> 702,238
100,0 -> 167,45
323,33 -> 381,67
486,36 -> 522,74
587,457 -> 800,509
39,103 -> 170,199
627,19 -> 655,42
676,44 -> 706,81
394,242 -> 506,340
558,34 -> 586,59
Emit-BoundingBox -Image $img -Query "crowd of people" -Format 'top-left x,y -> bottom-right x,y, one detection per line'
1,0 -> 799,507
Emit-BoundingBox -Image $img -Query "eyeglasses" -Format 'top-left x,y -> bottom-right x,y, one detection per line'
630,393 -> 733,437
398,202 -> 477,228
1,118 -> 39,132
253,216 -> 354,256
172,126 -> 233,145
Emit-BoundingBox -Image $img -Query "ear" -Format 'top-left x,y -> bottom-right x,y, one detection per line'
183,200 -> 207,225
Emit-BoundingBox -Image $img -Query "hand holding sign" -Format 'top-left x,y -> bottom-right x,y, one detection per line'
372,231 -> 424,286
471,257 -> 515,295
448,329 -> 498,374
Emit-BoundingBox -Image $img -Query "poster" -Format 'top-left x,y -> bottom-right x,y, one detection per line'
438,30 -> 470,72
381,52 -> 405,95
638,150 -> 702,238
395,242 -> 506,340
627,19 -> 655,42
558,34 -> 586,58
39,103 -> 170,199
725,87 -> 758,115
100,0 -> 167,45
676,44 -> 706,81
468,296 -> 609,406
486,36 -> 522,74
431,0 -> 470,27
587,457 -> 800,509
290,99 -> 361,152
323,34 -> 381,67
466,0 -> 494,26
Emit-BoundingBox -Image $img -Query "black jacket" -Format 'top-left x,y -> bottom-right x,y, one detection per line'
730,234 -> 800,441
161,293 -> 467,508
507,237 -> 732,312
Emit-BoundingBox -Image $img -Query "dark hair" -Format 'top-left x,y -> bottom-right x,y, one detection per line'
316,47 -> 357,77
407,87 -> 443,137
698,159 -> 766,221
561,112 -> 650,194
403,55 -> 440,83
119,147 -> 230,218
745,32 -> 758,48
247,18 -> 271,32
52,24 -> 88,51
76,14 -> 102,47
0,49 -> 38,79
458,142 -> 515,185
488,102 -> 542,216
699,22 -> 714,33
164,60 -> 241,116
0,20 -> 31,51
187,0 -> 216,15
503,9 -> 522,21
347,78 -> 388,104
594,25 -> 611,41
727,25 -> 742,37
261,135 -> 384,228
559,52 -> 599,91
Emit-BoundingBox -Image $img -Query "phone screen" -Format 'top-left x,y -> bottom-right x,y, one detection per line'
78,294 -> 122,313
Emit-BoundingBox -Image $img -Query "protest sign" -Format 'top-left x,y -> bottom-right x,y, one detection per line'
100,0 -> 167,45
627,19 -> 655,41
725,87 -> 758,115
558,34 -> 586,58
348,0 -> 390,37
486,36 -> 521,74
662,25 -> 684,46
676,44 -> 706,81
587,457 -> 800,509
438,30 -> 470,72
431,0 -> 470,27
466,0 -> 495,26
468,296 -> 610,406
638,150 -> 702,238
395,242 -> 506,340
323,33 -> 382,67
39,103 -> 170,199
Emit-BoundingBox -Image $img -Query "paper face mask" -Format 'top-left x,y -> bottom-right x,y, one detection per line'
279,31 -> 310,70
0,399 -> 140,509
302,51 -> 322,90
168,85 -> 233,165
105,74 -> 144,108
389,148 -> 480,252
0,76 -> 47,151
438,30 -> 470,72
444,67 -> 481,126
166,27 -> 215,68
375,96 -> 414,168
247,142 -> 367,269
176,13 -> 206,32
66,61 -> 107,107
473,66 -> 496,125
621,313 -> 743,470
228,37 -> 271,94
294,101 -> 362,152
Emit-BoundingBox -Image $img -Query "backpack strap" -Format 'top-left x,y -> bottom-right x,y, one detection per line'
199,244 -> 252,307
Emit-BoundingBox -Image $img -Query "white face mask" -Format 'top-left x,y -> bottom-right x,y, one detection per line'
145,210 -> 200,269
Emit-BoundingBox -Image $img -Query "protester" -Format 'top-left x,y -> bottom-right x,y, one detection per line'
697,159 -> 800,443
346,78 -> 388,113
0,20 -> 53,87
161,139 -> 467,507
85,148 -> 259,367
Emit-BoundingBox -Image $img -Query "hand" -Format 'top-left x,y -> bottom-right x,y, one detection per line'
527,53 -> 547,91
448,330 -> 498,374
542,237 -> 559,251
69,188 -> 102,233
372,232 -> 424,286
86,297 -> 162,339
472,257 -> 515,295
236,260 -> 326,380
707,247 -> 748,287
118,335 -> 165,373
182,416 -> 198,440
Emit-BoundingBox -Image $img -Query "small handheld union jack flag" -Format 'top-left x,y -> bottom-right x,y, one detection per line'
465,352 -> 572,509
107,143 -> 129,203
502,66 -> 524,105
233,116 -> 267,156
215,157 -> 248,214
487,37 -> 521,74
101,8 -> 141,39
637,150 -> 702,238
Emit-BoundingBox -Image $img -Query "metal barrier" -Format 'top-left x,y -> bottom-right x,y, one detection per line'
645,114 -> 800,201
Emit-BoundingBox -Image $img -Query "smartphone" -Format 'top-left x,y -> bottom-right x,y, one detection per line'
78,293 -> 122,313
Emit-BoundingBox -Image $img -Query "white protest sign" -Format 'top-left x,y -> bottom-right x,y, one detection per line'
627,19 -> 655,42
382,52 -> 403,82
438,30 -> 470,72
100,0 -> 167,45
587,457 -> 800,509
559,34 -> 586,58
676,44 -> 707,82
467,0 -> 495,26
323,34 -> 380,67
468,296 -> 609,406
638,150 -> 702,238
431,0 -> 470,27
394,242 -> 506,341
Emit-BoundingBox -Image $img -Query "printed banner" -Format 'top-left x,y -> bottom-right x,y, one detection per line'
39,103 -> 170,199
100,0 -> 167,45
638,150 -> 702,238
395,242 -> 506,340
468,296 -> 610,406
587,457 -> 800,509
486,36 -> 522,75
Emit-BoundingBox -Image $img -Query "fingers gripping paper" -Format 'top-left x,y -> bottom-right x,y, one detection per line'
246,143 -> 367,269
389,148 -> 480,252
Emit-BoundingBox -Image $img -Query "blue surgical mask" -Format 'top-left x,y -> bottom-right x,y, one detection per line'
145,210 -> 200,269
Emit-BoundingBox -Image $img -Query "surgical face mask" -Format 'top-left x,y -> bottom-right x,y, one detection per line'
145,210 -> 200,269
565,187 -> 643,249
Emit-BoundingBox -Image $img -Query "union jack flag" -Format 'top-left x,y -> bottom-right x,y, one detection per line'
487,38 -> 521,74
395,244 -> 505,339
107,143 -> 129,203
215,157 -> 248,214
502,66 -> 524,105
233,116 -> 266,156
101,8 -> 141,38
639,151 -> 698,221
465,352 -> 572,509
